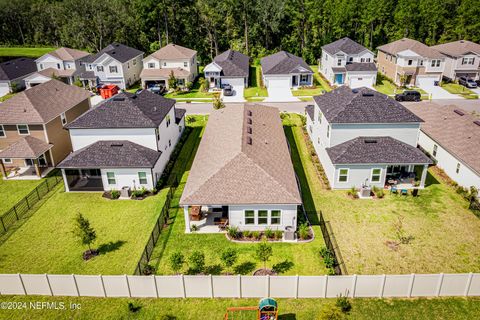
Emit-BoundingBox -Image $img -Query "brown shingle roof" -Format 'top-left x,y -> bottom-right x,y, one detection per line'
45,47 -> 90,61
431,40 -> 480,58
140,67 -> 191,79
404,103 -> 480,175
0,136 -> 53,159
38,68 -> 76,78
147,43 -> 197,60
180,104 -> 302,206
0,79 -> 90,124
377,38 -> 444,59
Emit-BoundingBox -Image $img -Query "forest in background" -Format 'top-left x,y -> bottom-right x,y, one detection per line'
0,0 -> 479,64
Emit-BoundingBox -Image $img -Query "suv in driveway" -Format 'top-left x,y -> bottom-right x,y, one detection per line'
223,85 -> 233,96
395,90 -> 421,102
458,76 -> 478,89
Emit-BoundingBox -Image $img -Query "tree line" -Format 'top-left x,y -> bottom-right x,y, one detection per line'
0,0 -> 479,64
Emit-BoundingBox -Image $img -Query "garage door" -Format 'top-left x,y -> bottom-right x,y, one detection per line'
222,78 -> 245,87
416,76 -> 439,87
267,77 -> 290,88
350,76 -> 373,89
0,82 -> 10,97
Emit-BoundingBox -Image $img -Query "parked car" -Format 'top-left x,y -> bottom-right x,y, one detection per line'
147,84 -> 166,95
223,85 -> 233,96
476,79 -> 480,86
458,76 -> 478,89
395,90 -> 421,102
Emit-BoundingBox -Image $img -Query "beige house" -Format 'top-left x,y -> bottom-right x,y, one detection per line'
377,38 -> 445,86
431,40 -> 480,81
0,80 -> 90,179
140,43 -> 197,89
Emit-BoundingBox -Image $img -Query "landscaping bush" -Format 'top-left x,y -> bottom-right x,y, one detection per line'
274,230 -> 283,240
142,264 -> 156,275
110,189 -> 120,199
319,247 -> 337,270
131,187 -> 147,198
376,189 -> 385,199
252,231 -> 261,240
243,230 -> 253,239
317,303 -> 344,320
227,226 -> 241,239
298,223 -> 310,240
335,293 -> 352,314
169,252 -> 185,274
191,224 -> 199,232
188,251 -> 205,274
264,228 -> 274,239
347,186 -> 358,199
220,248 -> 238,273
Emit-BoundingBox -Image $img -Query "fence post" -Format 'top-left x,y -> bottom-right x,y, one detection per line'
351,274 -> 357,298
181,274 -> 186,298
45,274 -> 53,296
18,274 -> 27,295
36,187 -> 40,200
210,274 -> 214,298
379,274 -> 386,298
266,275 -> 270,298
100,275 -> 107,297
465,272 -> 473,296
295,275 -> 299,299
125,275 -> 131,297
25,197 -> 30,210
436,273 -> 444,297
238,275 -> 242,298
13,206 -> 19,220
0,216 -> 6,232
45,179 -> 50,192
153,275 -> 159,298
407,273 -> 415,298
323,275 -> 328,298
72,274 -> 80,297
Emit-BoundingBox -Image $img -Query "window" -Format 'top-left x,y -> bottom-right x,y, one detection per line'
456,163 -> 460,174
318,112 -> 322,124
419,60 -> 424,66
166,115 -> 171,127
300,74 -> 308,83
138,172 -> 148,184
148,63 -> 155,69
245,210 -> 255,225
271,210 -> 281,225
348,57 -> 353,62
168,139 -> 171,147
133,59 -> 137,65
3,158 -> 12,164
17,124 -> 29,135
371,168 -> 382,182
39,63 -> 43,70
326,125 -> 330,138
408,59 -> 413,66
462,57 -> 475,65
106,172 -> 116,185
360,58 -> 365,62
337,59 -> 342,66
163,62 -> 167,67
184,61 -> 188,67
109,66 -> 118,73
258,210 -> 268,225
127,63 -> 130,69
385,54 -> 388,60
432,144 -> 438,157
431,59 -> 441,67
0,125 -> 5,138
97,66 -> 104,72
338,169 -> 349,182
60,113 -> 67,126
366,58 -> 371,62
57,63 -> 61,69
155,128 -> 160,141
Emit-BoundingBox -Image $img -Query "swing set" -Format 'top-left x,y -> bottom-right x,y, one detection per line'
224,298 -> 278,320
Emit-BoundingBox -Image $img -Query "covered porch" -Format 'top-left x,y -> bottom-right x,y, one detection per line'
62,169 -> 104,192
385,164 -> 429,189
183,205 -> 229,233
291,73 -> 313,87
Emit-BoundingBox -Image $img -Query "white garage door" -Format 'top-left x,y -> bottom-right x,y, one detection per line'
350,76 -> 373,89
416,76 -> 439,87
267,77 -> 290,88
0,82 -> 10,97
222,77 -> 245,87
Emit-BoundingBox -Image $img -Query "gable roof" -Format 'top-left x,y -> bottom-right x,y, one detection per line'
37,67 -> 76,78
312,86 -> 423,124
213,50 -> 250,77
0,79 -> 90,124
0,136 -> 53,159
404,103 -> 480,175
180,104 -> 302,206
377,38 -> 444,59
344,62 -> 377,72
0,58 -> 36,81
66,90 -> 175,129
42,47 -> 90,61
140,67 -> 191,79
87,42 -> 143,63
261,51 -> 313,75
147,43 -> 197,60
326,136 -> 432,165
431,40 -> 480,58
322,37 -> 370,55
57,140 -> 161,169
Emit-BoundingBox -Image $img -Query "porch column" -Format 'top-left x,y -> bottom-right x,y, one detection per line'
33,159 -> 41,178
0,160 -> 7,179
61,169 -> 70,192
420,164 -> 429,188
184,206 -> 191,233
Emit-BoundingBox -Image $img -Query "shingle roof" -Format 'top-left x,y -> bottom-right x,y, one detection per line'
37,68 -> 76,78
313,86 -> 423,124
87,42 -> 143,63
175,108 -> 186,124
140,67 -> 191,79
0,58 -> 36,81
57,140 -> 161,169
148,43 -> 197,60
213,50 -> 250,77
431,40 -> 480,58
404,103 -> 480,175
305,105 -> 314,121
44,47 -> 90,61
326,136 -> 432,165
66,90 -> 175,129
0,136 -> 53,159
0,79 -> 90,124
377,38 -> 444,59
180,104 -> 302,206
261,51 -> 313,75
344,62 -> 377,72
322,37 -> 370,55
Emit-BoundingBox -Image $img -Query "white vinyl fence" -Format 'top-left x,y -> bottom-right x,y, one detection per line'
0,273 -> 479,299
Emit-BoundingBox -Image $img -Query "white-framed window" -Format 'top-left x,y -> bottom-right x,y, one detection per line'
17,124 -> 29,135
431,59 -> 441,67
318,112 -> 322,124
360,58 -> 365,62
408,59 -> 413,66
39,63 -> 43,70
57,63 -> 61,69
168,139 -> 171,147
138,172 -> 148,184
366,58 -> 371,62
109,66 -> 118,73
258,210 -> 268,225
462,57 -> 475,65
338,168 -> 349,183
2,158 -> 12,164
337,59 -> 342,66
133,59 -> 137,66
456,163 -> 460,174
184,61 -> 188,67
348,57 -> 353,62
300,74 -> 308,82
0,125 -> 5,138
107,172 -> 116,185
244,210 -> 255,225
270,210 -> 281,225
97,66 -> 104,72
370,168 -> 382,183
60,112 -> 67,126
148,62 -> 155,69
166,115 -> 171,127
155,128 -> 160,141
432,144 -> 438,157
419,60 -> 424,66
163,62 -> 167,67
326,125 -> 330,138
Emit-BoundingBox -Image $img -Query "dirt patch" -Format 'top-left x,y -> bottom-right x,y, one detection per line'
253,268 -> 277,276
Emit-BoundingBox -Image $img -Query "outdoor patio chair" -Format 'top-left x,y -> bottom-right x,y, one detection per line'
218,219 -> 229,231
390,187 -> 398,194
401,189 -> 408,196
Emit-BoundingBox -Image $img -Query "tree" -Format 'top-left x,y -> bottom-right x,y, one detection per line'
213,94 -> 225,109
169,251 -> 185,274
255,240 -> 273,270
220,248 -> 237,273
168,70 -> 178,90
188,250 -> 205,274
73,213 -> 96,252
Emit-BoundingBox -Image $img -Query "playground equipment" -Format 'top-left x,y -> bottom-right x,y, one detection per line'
224,298 -> 278,320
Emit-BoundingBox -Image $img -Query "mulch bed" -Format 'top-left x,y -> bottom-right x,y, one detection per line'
253,268 -> 277,276
82,249 -> 99,261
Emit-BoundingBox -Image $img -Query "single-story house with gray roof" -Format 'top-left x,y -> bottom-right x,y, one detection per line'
261,51 -> 313,89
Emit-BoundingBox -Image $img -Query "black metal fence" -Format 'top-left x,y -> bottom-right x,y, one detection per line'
0,173 -> 62,235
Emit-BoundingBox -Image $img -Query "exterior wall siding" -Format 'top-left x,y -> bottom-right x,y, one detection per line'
0,124 -> 45,151
100,167 -> 154,191
333,164 -> 387,189
228,204 -> 298,231
377,50 -> 398,83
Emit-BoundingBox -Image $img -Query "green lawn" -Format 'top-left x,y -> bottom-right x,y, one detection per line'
0,92 -> 16,102
1,295 -> 479,320
311,65 -> 333,92
244,65 -> 268,98
374,79 -> 428,98
0,186 -> 169,274
0,175 -> 44,214
441,83 -> 478,99
292,65 -> 330,97
0,47 -> 55,58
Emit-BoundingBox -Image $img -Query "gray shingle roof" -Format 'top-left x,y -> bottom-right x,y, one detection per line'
214,50 -> 250,77
66,90 -> 176,129
322,37 -> 370,55
344,62 -> 377,72
305,105 -> 314,121
175,108 -> 186,124
261,51 -> 313,75
58,140 -> 161,169
0,58 -> 36,81
313,86 -> 423,124
327,137 -> 433,164
86,42 -> 143,63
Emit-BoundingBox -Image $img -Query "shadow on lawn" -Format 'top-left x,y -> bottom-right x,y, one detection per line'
233,261 -> 256,275
98,240 -> 126,255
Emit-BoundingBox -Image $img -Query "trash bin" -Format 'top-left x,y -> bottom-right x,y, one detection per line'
434,81 -> 439,86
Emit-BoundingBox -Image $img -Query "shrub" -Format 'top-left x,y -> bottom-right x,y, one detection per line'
335,293 -> 352,313
317,303 -> 344,320
376,189 -> 385,198
274,230 -> 283,240
243,230 -> 253,238
252,231 -> 261,240
132,187 -> 147,198
142,264 -> 156,275
188,251 -> 205,274
264,228 -> 274,239
227,226 -> 240,239
347,186 -> 358,199
220,248 -> 238,272
185,81 -> 193,91
169,252 -> 185,274
128,301 -> 142,313
110,189 -> 120,199
213,94 -> 225,109
320,247 -> 337,269
298,223 -> 310,240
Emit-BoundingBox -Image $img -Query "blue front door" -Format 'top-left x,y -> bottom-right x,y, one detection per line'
335,73 -> 344,84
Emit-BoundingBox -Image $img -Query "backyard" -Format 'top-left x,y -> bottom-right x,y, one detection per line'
244,65 -> 268,101
0,46 -> 55,59
0,175 -> 45,214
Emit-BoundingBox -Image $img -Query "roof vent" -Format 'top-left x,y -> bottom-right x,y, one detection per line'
246,136 -> 252,145
113,97 -> 125,101
247,117 -> 252,125
111,143 -> 124,147
111,51 -> 116,55
362,92 -> 374,97
364,139 -> 378,144
474,120 -> 480,126
454,109 -> 465,116
247,126 -> 252,134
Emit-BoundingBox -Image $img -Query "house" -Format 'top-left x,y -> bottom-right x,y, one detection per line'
179,104 -> 302,233
82,42 -> 144,89
204,49 -> 249,89
431,40 -> 480,81
404,103 -> 480,192
24,47 -> 91,88
0,80 -> 91,179
377,38 -> 445,87
261,51 -> 313,89
306,86 -> 432,190
57,90 -> 186,192
140,43 -> 197,90
0,58 -> 36,97
320,37 -> 377,88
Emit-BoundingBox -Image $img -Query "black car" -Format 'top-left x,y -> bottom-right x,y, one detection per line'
223,84 -> 233,96
395,90 -> 421,102
458,76 -> 478,89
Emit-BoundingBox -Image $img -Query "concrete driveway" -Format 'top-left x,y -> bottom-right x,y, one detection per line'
471,87 -> 480,95
264,86 -> 299,102
221,85 -> 245,102
418,83 -> 461,100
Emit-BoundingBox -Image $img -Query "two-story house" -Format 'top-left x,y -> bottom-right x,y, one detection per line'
431,40 -> 480,81
82,43 -> 144,89
0,80 -> 91,179
0,58 -> 36,97
377,38 -> 445,87
24,47 -> 91,88
58,90 -> 186,192
140,43 -> 197,90
320,37 -> 377,88
306,86 -> 432,191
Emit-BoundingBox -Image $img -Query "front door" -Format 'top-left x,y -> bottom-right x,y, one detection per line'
292,75 -> 298,86
335,73 -> 344,84
38,154 -> 47,167
25,159 -> 34,167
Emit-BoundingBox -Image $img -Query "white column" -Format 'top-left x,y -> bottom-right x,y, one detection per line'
420,164 -> 428,188
184,206 -> 191,233
61,169 -> 70,192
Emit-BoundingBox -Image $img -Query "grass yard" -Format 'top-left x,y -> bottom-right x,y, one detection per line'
292,66 -> 330,97
311,65 -> 333,92
0,186 -> 170,274
0,47 -> 55,58
374,79 -> 428,99
1,295 -> 480,320
244,65 -> 268,98
0,175 -> 44,214
0,92 -> 16,102
441,83 -> 478,99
